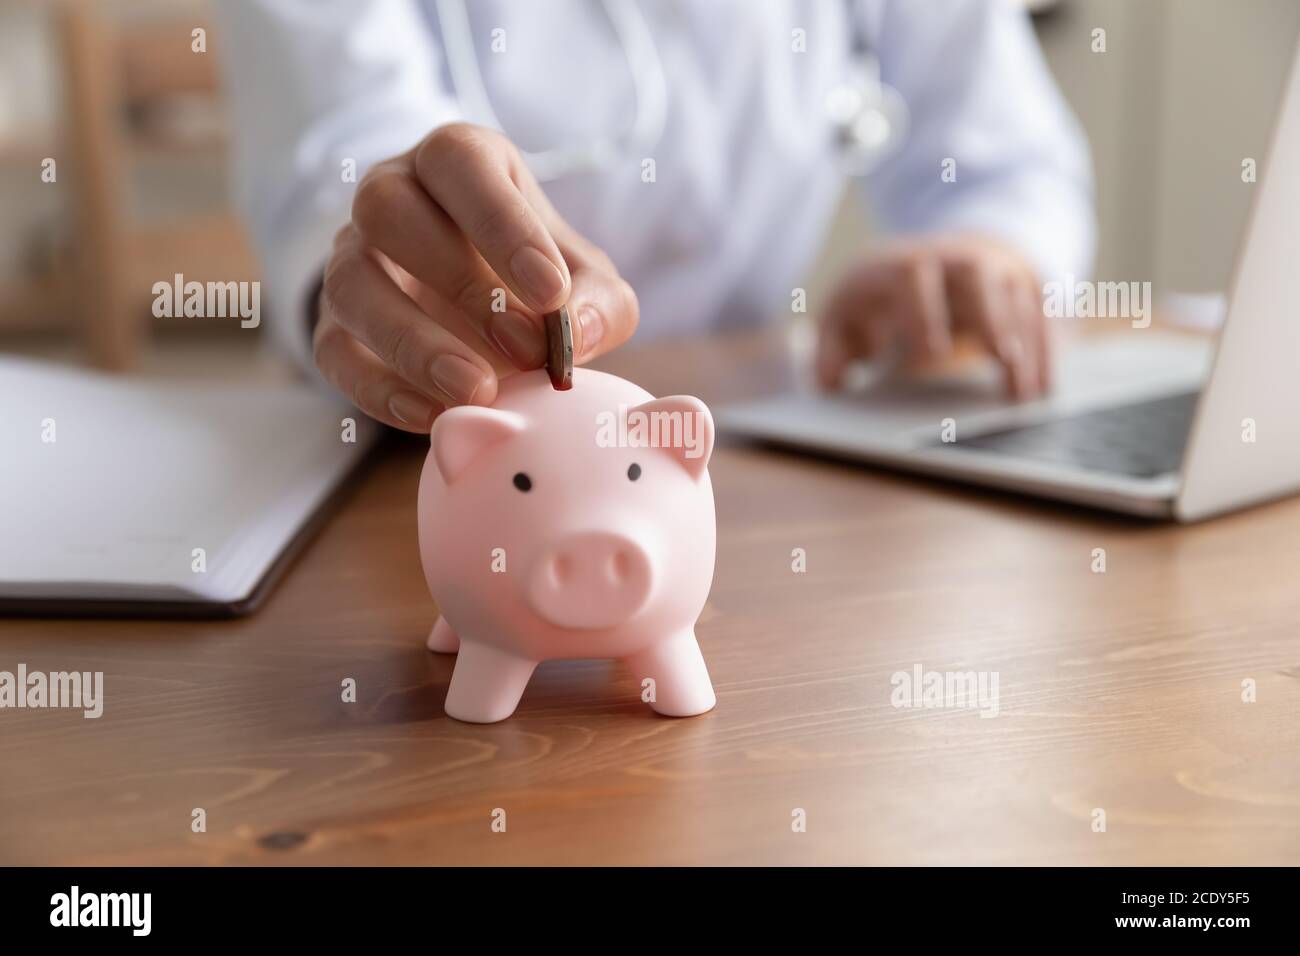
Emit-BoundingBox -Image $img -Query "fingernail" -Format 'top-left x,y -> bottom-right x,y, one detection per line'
488,310 -> 546,368
389,391 -> 436,427
510,246 -> 567,309
576,306 -> 604,358
429,354 -> 485,405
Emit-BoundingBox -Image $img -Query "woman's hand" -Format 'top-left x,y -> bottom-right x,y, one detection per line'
817,235 -> 1050,400
314,123 -> 639,431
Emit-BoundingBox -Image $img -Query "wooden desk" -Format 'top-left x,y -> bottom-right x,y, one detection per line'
3,331 -> 1298,865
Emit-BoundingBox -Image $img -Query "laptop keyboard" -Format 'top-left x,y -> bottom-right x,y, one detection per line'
945,391 -> 1200,478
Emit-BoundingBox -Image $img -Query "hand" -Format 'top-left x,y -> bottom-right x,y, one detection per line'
314,123 -> 639,431
815,235 -> 1050,400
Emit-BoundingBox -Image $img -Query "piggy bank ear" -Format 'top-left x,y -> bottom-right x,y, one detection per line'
430,407 -> 524,484
626,395 -> 714,481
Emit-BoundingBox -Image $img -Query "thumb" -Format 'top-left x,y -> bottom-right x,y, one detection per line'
515,171 -> 638,363
567,262 -> 639,364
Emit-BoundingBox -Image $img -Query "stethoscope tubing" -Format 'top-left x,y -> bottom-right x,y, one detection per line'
436,0 -> 906,182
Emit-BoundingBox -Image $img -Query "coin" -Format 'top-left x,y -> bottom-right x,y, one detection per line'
544,304 -> 574,391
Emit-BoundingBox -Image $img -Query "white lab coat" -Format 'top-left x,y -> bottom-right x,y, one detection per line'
213,0 -> 1094,372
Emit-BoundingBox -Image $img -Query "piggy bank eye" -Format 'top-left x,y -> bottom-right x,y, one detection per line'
513,472 -> 532,492
627,463 -> 642,481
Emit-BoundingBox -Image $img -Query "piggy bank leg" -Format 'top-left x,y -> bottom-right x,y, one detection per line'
444,641 -> 537,723
628,630 -> 716,717
426,616 -> 460,654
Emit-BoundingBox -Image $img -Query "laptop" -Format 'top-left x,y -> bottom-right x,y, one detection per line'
719,42 -> 1300,523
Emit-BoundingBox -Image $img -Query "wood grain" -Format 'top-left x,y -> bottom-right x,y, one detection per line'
2,329 -> 1298,865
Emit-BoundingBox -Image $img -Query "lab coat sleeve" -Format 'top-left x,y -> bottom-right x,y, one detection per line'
212,0 -> 461,375
857,0 -> 1096,285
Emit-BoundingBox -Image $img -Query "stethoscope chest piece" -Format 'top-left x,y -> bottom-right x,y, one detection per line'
825,57 -> 909,176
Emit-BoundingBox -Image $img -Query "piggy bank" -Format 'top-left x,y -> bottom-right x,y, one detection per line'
418,367 -> 717,723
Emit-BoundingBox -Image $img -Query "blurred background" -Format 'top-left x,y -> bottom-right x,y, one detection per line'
1,0 -> 1298,375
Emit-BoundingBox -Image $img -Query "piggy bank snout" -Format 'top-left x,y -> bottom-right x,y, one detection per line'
526,531 -> 653,630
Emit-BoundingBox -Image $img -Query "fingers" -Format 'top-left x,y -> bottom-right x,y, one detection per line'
564,265 -> 639,362
1033,291 -> 1051,393
351,161 -> 547,370
326,121 -> 636,427
357,127 -> 635,372
814,312 -> 862,391
313,312 -> 447,432
816,237 -> 1054,401
814,279 -> 892,390
895,254 -> 953,359
947,257 -> 1035,400
1012,275 -> 1052,394
320,229 -> 498,411
413,124 -> 571,313
816,253 -> 932,389
513,171 -> 640,363
533,225 -> 634,364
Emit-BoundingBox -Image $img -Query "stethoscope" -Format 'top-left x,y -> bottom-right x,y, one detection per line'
434,0 -> 909,182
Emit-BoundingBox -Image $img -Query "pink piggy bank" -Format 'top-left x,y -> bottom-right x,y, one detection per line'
418,367 -> 717,723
